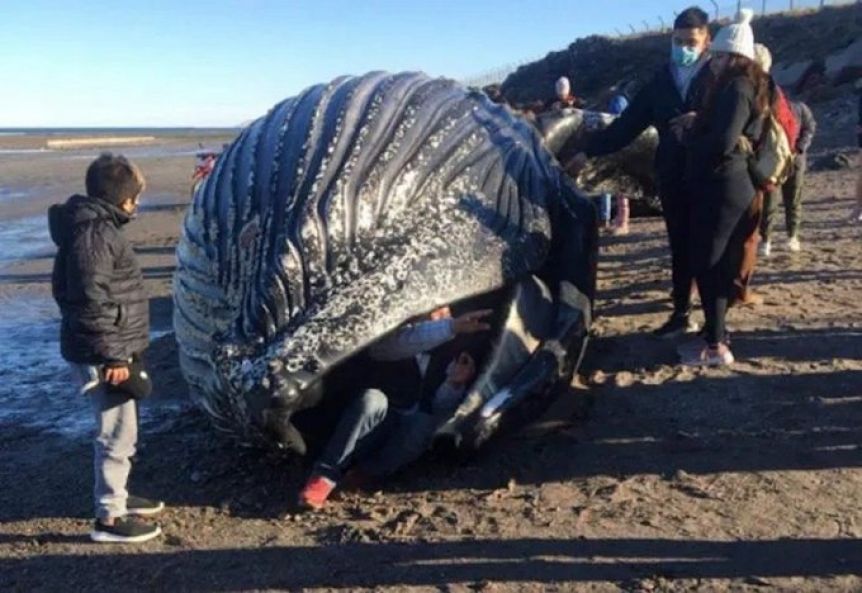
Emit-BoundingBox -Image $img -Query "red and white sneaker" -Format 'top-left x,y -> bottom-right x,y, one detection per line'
681,342 -> 735,367
298,475 -> 336,511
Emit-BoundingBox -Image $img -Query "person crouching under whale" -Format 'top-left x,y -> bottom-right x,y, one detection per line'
298,307 -> 493,511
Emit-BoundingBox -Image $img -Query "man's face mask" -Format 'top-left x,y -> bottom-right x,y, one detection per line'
671,43 -> 702,67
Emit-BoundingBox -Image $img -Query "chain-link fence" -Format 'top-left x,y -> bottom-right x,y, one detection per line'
461,0 -> 858,87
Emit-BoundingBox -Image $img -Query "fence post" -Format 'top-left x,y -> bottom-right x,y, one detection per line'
709,0 -> 719,20
762,0 -> 767,14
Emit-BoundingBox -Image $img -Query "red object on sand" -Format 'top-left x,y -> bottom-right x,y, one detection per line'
298,475 -> 336,510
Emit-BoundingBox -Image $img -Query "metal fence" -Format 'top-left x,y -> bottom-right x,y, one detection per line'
461,0 -> 858,87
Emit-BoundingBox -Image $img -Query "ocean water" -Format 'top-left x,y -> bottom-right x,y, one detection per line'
0,214 -> 52,261
0,188 -> 33,203
0,294 -> 89,436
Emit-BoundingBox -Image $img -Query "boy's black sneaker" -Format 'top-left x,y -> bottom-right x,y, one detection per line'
127,495 -> 165,516
652,313 -> 699,339
90,517 -> 161,543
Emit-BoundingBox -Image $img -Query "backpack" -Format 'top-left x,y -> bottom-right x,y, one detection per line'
740,87 -> 798,189
773,86 -> 800,151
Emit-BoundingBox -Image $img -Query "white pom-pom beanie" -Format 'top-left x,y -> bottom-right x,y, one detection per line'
711,8 -> 756,61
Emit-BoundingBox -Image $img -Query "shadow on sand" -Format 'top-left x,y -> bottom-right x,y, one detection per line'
0,536 -> 859,591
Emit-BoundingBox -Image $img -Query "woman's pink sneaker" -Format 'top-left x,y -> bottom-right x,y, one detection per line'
681,342 -> 735,367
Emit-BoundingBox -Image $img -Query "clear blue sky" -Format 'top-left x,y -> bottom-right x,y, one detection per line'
0,0 -> 813,127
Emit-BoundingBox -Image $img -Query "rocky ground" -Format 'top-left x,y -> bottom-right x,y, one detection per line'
0,139 -> 860,591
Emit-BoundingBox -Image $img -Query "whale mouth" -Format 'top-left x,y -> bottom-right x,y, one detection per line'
256,274 -> 556,453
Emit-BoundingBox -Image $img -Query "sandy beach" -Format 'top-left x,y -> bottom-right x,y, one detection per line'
0,119 -> 860,592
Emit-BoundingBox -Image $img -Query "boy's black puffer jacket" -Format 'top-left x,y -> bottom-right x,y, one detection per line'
49,194 -> 149,365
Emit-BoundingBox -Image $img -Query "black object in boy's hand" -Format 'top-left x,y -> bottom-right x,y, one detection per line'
102,357 -> 152,399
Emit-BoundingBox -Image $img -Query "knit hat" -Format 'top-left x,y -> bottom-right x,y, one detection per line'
754,43 -> 773,73
711,8 -> 756,61
555,76 -> 571,98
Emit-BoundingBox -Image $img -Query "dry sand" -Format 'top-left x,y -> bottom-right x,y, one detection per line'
0,131 -> 860,592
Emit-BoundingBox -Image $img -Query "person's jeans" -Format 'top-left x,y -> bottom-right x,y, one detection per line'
359,410 -> 438,479
314,389 -> 391,480
70,364 -> 137,521
761,156 -> 807,240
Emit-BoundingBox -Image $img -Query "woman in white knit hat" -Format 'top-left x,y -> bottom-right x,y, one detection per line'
679,9 -> 771,366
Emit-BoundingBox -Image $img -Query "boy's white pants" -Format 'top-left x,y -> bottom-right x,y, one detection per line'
71,364 -> 137,521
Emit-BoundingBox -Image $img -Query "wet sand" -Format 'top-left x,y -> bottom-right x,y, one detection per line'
0,135 -> 229,437
0,132 -> 860,591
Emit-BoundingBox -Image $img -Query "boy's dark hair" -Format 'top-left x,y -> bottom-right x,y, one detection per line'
85,153 -> 145,206
674,6 -> 709,29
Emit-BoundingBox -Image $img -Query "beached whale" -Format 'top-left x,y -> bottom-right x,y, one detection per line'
173,72 -> 597,453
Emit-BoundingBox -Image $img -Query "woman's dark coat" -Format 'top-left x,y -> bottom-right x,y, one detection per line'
686,75 -> 762,273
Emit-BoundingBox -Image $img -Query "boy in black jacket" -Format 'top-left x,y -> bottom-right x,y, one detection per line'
49,153 -> 163,543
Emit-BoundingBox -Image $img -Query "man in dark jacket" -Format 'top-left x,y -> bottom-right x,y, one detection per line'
567,6 -> 713,338
759,100 -> 817,253
50,153 -> 163,543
